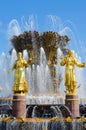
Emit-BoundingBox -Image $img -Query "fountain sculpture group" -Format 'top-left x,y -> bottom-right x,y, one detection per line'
8,48 -> 86,119
0,31 -> 86,130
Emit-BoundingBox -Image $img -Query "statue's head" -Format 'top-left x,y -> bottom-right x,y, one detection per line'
17,52 -> 22,59
68,50 -> 73,56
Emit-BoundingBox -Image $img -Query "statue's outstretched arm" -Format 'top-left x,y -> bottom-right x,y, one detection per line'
8,68 -> 14,74
74,58 -> 85,67
8,62 -> 16,74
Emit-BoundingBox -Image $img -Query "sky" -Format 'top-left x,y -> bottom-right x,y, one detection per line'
0,0 -> 86,60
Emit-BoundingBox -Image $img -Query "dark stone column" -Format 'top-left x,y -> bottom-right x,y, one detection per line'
65,94 -> 80,118
12,94 -> 26,118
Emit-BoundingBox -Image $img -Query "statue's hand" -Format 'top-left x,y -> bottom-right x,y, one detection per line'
8,69 -> 13,74
28,57 -> 33,64
60,55 -> 64,59
82,62 -> 86,67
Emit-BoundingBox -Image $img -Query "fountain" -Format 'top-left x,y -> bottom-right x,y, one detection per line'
0,16 -> 86,130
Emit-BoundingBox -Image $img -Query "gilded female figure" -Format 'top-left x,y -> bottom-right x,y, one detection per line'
8,52 -> 32,93
60,50 -> 85,94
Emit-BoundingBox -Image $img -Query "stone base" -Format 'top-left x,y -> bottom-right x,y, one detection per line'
12,94 -> 26,118
65,94 -> 79,118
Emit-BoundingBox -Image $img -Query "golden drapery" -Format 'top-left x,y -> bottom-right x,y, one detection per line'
60,50 -> 85,94
8,52 -> 29,93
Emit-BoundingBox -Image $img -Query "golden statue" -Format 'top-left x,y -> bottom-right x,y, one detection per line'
8,52 -> 32,94
60,50 -> 85,94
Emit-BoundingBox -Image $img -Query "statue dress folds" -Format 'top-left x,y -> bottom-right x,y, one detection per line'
8,52 -> 29,93
60,50 -> 85,94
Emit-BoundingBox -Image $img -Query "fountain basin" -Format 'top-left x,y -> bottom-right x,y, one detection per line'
0,117 -> 86,130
